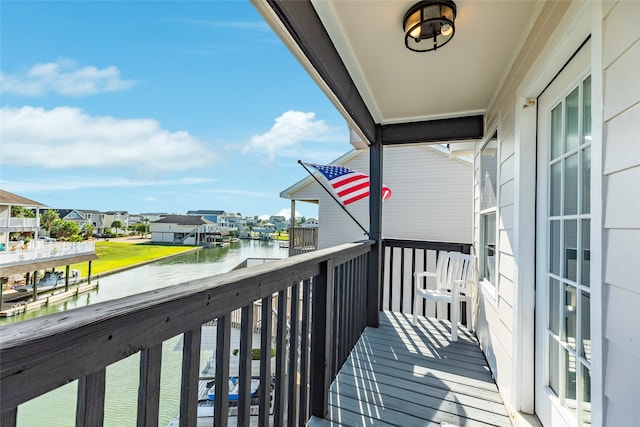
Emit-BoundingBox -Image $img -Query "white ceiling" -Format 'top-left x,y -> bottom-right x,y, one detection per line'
311,0 -> 539,125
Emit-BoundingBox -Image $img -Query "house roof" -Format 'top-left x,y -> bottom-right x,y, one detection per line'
0,190 -> 47,208
253,0 -> 543,146
153,215 -> 214,225
186,210 -> 225,215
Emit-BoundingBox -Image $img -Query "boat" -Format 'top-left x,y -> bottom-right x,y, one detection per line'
207,377 -> 261,402
14,269 -> 81,293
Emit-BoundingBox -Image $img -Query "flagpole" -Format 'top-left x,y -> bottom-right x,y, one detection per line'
298,160 -> 369,236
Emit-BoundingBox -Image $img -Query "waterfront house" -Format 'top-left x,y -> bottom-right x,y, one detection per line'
55,209 -> 106,235
150,215 -> 219,245
187,210 -> 229,227
0,190 -> 96,301
281,145 -> 472,249
0,190 -> 46,252
103,211 -> 130,232
2,2 -> 638,427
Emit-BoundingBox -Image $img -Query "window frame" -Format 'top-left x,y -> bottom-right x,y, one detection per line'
478,129 -> 500,301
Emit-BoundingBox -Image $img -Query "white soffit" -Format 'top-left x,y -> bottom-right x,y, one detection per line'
311,0 -> 538,125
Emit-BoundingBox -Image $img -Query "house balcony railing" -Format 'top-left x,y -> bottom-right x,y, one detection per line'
0,241 -> 96,266
0,238 -> 474,426
0,218 -> 39,229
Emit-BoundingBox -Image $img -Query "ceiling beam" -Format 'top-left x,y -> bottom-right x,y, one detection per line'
266,0 -> 376,144
381,115 -> 484,145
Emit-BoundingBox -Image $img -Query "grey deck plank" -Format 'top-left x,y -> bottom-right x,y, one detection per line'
327,311 -> 511,427
351,338 -> 493,377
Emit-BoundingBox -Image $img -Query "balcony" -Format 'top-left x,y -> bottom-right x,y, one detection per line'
0,239 -> 506,426
0,217 -> 39,230
0,240 -> 96,267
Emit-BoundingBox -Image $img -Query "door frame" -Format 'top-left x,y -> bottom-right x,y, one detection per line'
511,1 -> 603,425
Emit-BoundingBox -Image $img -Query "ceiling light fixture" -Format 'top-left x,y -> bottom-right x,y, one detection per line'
403,0 -> 457,52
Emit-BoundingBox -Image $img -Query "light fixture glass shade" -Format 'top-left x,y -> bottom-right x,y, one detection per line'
403,0 -> 457,52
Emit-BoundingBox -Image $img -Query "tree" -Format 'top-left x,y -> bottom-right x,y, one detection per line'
11,206 -> 35,218
135,223 -> 148,237
80,223 -> 95,239
40,210 -> 60,237
50,219 -> 80,241
111,220 -> 123,236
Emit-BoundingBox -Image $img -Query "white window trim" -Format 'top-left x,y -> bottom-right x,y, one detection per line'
475,127 -> 501,310
477,126 -> 500,307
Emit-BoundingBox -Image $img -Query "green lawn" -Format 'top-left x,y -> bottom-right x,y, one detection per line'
69,241 -> 198,277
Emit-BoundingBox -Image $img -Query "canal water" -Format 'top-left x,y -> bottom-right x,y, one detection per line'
4,239 -> 287,427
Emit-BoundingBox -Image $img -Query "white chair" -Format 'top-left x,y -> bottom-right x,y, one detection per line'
412,251 -> 475,341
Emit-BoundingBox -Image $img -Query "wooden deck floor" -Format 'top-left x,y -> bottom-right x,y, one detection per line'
326,311 -> 511,427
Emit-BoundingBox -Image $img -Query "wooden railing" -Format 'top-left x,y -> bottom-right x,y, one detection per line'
288,227 -> 318,256
381,239 -> 473,322
0,241 -> 374,426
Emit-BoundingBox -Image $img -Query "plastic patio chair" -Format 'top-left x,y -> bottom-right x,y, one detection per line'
412,251 -> 475,341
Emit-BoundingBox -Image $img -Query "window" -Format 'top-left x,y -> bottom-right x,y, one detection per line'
479,132 -> 498,287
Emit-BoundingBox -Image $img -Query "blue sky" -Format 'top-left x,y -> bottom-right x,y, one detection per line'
0,1 -> 351,219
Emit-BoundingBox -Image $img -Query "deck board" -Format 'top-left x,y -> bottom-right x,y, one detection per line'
327,311 -> 511,426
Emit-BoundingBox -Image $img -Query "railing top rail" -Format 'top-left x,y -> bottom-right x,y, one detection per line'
0,240 -> 373,409
382,238 -> 472,253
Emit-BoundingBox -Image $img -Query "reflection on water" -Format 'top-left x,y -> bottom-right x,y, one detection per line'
7,239 -> 286,427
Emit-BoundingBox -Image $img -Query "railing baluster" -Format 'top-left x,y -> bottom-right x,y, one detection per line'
238,304 -> 254,426
179,327 -> 202,427
76,368 -> 106,427
214,314 -> 231,427
310,259 -> 333,418
258,295 -> 273,427
1,407 -> 17,427
298,279 -> 311,427
335,264 -> 344,368
273,288 -> 288,426
287,282 -> 300,425
137,344 -> 162,427
388,246 -> 394,311
400,246 -> 405,312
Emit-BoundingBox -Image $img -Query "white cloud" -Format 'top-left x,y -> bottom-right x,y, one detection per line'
144,196 -> 157,202
243,111 -> 330,159
202,189 -> 274,198
0,106 -> 216,173
1,177 -> 215,193
1,58 -> 136,97
274,208 -> 302,219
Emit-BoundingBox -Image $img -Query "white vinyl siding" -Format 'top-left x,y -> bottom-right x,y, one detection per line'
601,1 -> 640,425
288,145 -> 473,249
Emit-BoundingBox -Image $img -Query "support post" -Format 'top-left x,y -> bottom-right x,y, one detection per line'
65,265 -> 70,291
367,125 -> 383,327
290,199 -> 296,256
32,271 -> 39,301
88,260 -> 93,284
310,259 -> 334,418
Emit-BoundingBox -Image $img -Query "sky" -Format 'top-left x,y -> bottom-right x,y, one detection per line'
0,1 -> 353,220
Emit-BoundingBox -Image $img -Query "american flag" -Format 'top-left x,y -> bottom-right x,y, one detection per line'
305,163 -> 392,206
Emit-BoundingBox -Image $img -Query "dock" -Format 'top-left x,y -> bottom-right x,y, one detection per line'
0,282 -> 99,318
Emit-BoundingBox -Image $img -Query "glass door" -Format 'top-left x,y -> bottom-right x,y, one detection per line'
535,42 -> 591,426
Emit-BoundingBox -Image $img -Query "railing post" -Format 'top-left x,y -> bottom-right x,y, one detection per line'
1,408 -> 17,427
214,315 -> 231,427
179,327 -> 202,427
368,124 -> 383,327
310,259 -> 333,418
137,344 -> 162,427
76,368 -> 106,427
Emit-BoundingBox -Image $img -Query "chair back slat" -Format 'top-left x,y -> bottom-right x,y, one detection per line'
435,252 -> 475,293
435,251 -> 453,292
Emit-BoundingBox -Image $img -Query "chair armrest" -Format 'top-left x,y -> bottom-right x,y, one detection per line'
414,271 -> 436,280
